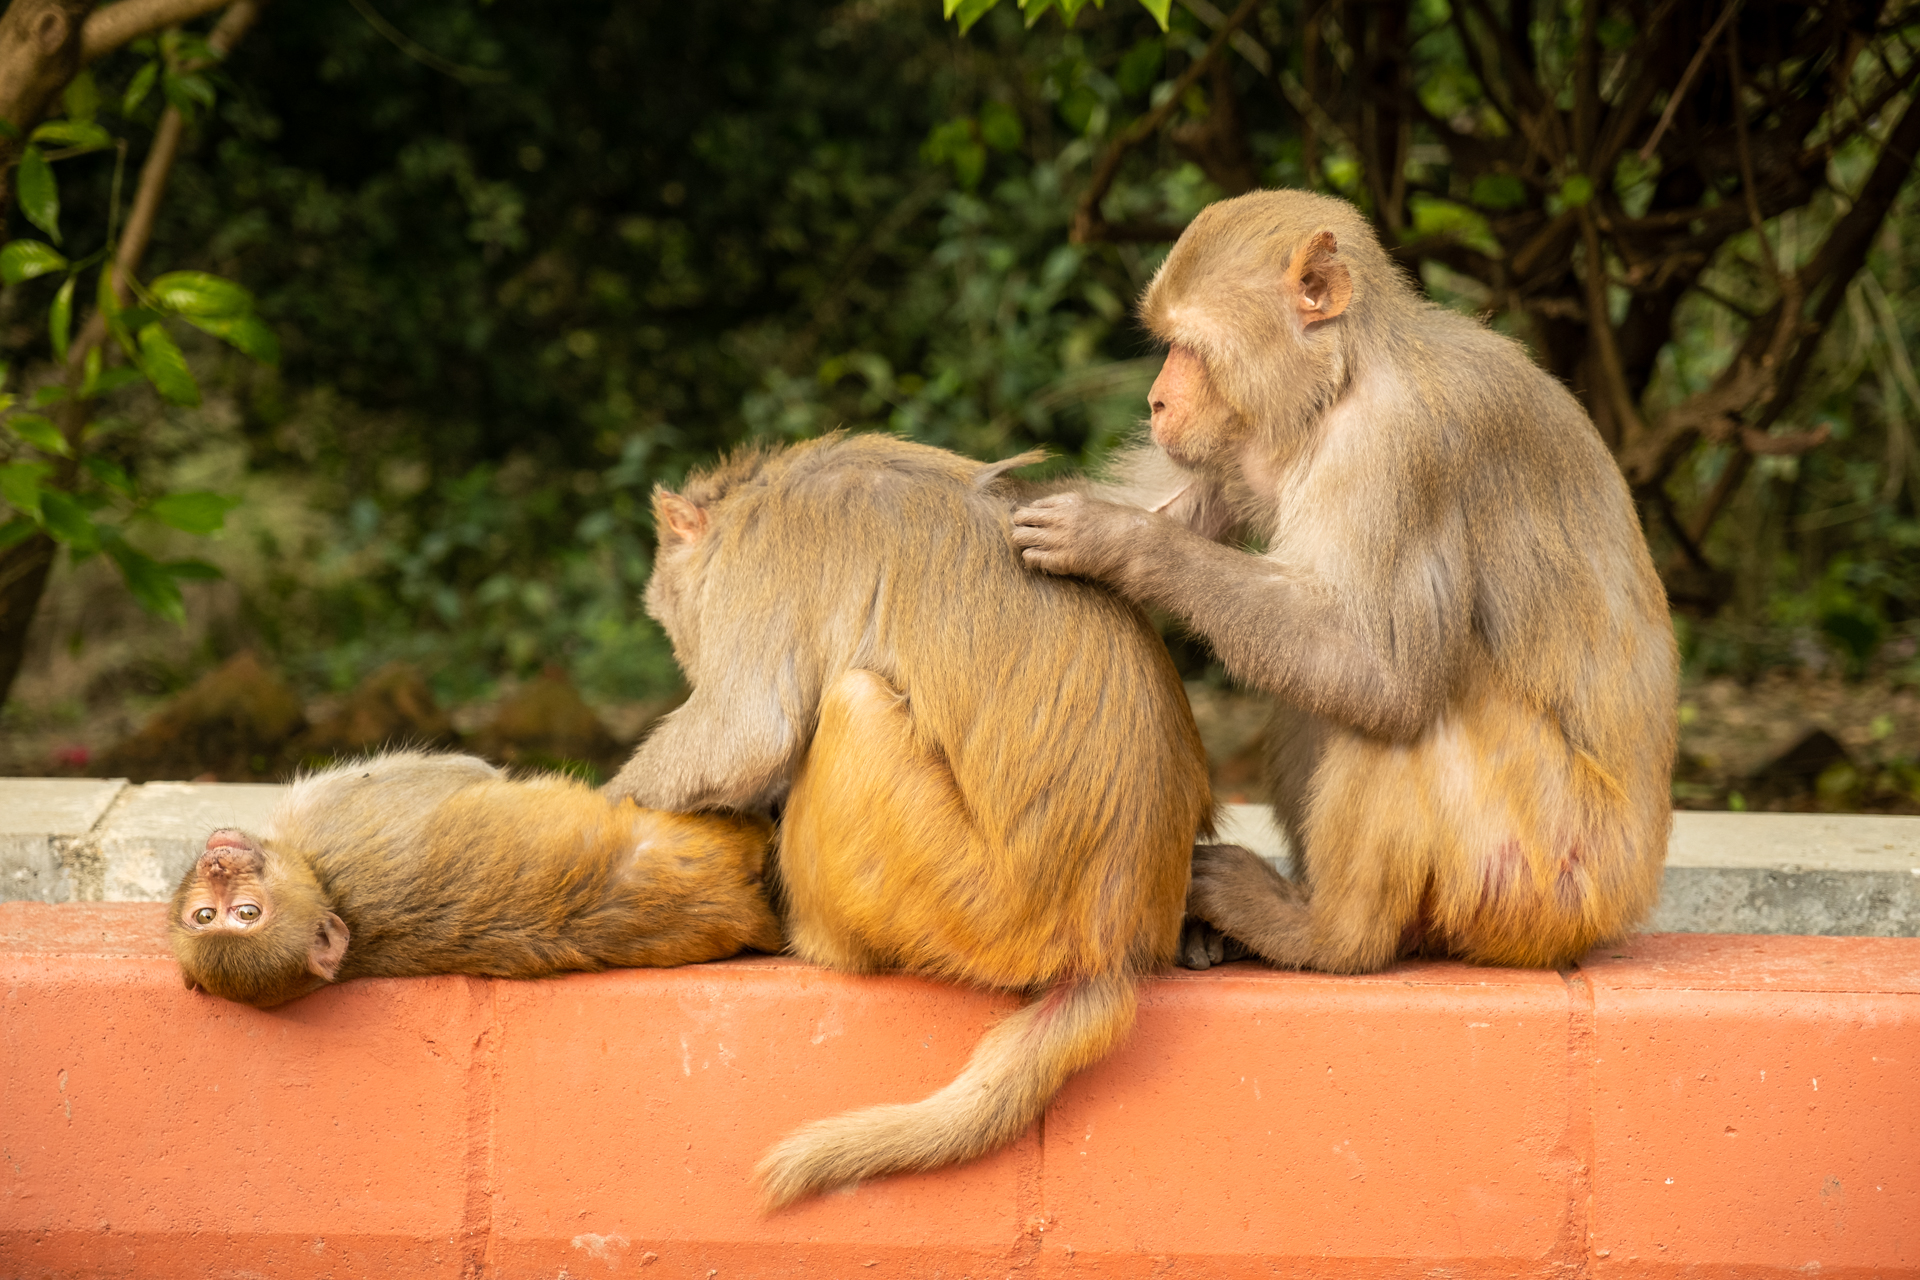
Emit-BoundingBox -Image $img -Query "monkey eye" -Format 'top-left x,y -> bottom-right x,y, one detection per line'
234,904 -> 261,922
192,907 -> 216,925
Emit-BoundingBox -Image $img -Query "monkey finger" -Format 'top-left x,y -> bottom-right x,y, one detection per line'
1020,548 -> 1071,575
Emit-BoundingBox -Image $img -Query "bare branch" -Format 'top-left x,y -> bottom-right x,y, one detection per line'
1638,0 -> 1743,163
80,0 -> 232,64
1726,27 -> 1783,288
1740,423 -> 1831,455
1176,0 -> 1270,76
1578,208 -> 1650,446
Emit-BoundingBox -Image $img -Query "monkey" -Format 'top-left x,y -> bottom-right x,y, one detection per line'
1010,188 -> 1678,976
603,431 -> 1213,1209
170,750 -> 782,1008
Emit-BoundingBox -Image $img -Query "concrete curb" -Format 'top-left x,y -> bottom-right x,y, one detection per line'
4,780 -> 1919,934
1,906 -> 1915,1279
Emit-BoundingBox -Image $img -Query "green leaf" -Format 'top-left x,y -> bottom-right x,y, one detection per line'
1136,0 -> 1171,30
164,558 -> 223,581
15,145 -> 60,244
135,323 -> 199,405
161,71 -> 216,115
81,365 -> 143,399
30,119 -> 112,151
62,70 -> 100,123
979,101 -> 1025,152
1558,174 -> 1594,208
122,61 -> 158,115
105,539 -> 184,623
182,312 -> 280,364
0,516 -> 34,550
1116,38 -> 1166,97
49,274 -> 74,362
82,345 -> 104,398
1470,173 -> 1528,211
32,384 -> 65,407
149,270 -> 253,317
0,461 -> 50,518
95,264 -> 122,314
6,412 -> 69,457
118,306 -> 161,333
1021,0 -> 1057,26
82,455 -> 134,497
0,239 -> 68,283
38,490 -> 97,550
148,491 -> 238,535
952,0 -> 1000,32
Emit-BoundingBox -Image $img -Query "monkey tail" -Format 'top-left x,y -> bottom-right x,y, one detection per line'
754,970 -> 1138,1209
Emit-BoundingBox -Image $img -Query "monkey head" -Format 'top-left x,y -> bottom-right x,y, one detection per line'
1139,191 -> 1380,465
169,829 -> 350,1008
645,485 -> 712,670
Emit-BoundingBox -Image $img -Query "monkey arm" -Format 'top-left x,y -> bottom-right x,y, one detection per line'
1011,493 -> 1460,741
604,684 -> 807,812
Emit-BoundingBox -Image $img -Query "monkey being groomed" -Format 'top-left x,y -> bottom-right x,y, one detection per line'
170,751 -> 782,1008
604,431 -> 1214,1209
1012,189 -> 1678,975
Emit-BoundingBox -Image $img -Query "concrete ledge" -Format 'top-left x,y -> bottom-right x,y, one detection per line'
1,905 -> 1914,1279
6,780 -> 1920,935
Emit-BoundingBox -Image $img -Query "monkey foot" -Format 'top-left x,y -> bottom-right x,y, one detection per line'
1176,916 -> 1251,970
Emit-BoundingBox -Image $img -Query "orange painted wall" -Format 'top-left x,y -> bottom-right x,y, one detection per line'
2,903 -> 1915,1279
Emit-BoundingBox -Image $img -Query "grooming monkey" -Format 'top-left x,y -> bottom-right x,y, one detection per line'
604,431 -> 1213,1208
1013,189 -> 1678,974
170,751 -> 781,1008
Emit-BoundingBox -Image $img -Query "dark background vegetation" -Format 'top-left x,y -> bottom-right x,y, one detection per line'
1,0 -> 1916,810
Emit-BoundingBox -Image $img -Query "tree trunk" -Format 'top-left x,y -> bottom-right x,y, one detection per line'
0,530 -> 55,704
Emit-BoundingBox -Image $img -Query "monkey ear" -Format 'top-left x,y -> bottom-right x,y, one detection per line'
654,490 -> 710,545
1284,229 -> 1353,326
307,910 -> 350,982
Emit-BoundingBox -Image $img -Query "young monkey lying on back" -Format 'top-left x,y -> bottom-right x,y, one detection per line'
170,750 -> 781,1007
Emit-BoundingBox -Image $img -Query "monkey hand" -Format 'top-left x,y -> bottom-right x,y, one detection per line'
1009,493 -> 1148,583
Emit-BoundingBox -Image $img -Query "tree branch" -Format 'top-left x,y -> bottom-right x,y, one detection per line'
1070,0 -> 1258,246
0,0 -> 91,229
80,0 -> 231,63
58,0 -> 262,447
1638,0 -> 1743,163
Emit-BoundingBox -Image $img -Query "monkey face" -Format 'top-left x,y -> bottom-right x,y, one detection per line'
1148,345 -> 1248,466
169,829 -> 351,1007
176,831 -> 274,933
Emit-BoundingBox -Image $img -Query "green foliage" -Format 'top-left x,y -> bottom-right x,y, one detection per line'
0,33 -> 276,632
1,0 -> 1905,714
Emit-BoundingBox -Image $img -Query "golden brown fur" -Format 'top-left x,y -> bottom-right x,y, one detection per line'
170,751 -> 781,1008
605,431 -> 1213,1207
1012,189 -> 1677,974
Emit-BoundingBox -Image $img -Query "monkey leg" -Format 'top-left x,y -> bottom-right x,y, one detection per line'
1185,843 -> 1338,969
780,668 -> 990,979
